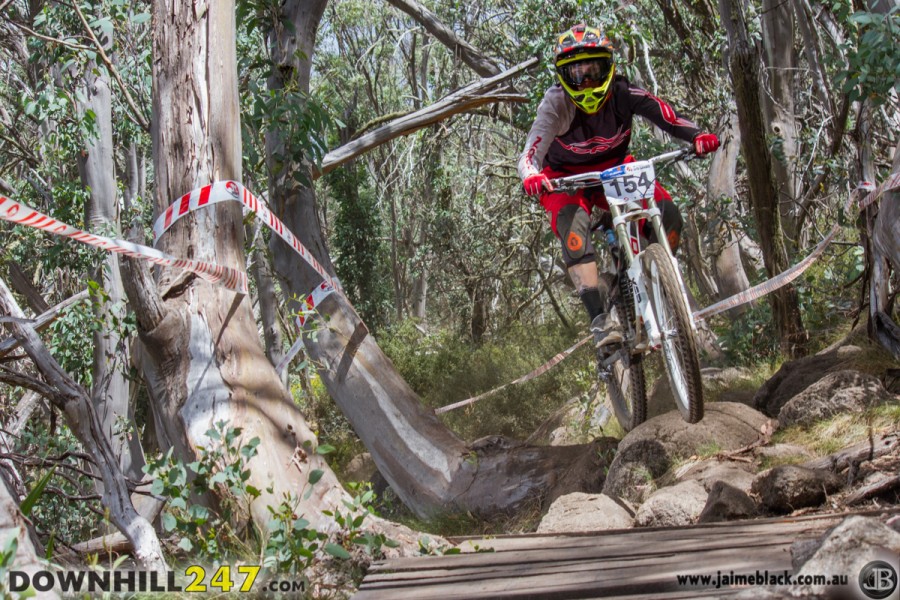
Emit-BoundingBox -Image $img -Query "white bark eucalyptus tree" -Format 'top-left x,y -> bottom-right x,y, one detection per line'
266,1 -> 614,521
120,0 -> 348,531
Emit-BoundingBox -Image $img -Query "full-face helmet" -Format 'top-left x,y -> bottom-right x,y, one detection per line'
553,24 -> 616,114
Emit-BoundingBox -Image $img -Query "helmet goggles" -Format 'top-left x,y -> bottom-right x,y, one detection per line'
557,56 -> 613,90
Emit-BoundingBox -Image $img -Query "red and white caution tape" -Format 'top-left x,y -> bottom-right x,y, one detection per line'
693,224 -> 840,321
0,196 -> 248,292
434,336 -> 591,415
153,180 -> 338,291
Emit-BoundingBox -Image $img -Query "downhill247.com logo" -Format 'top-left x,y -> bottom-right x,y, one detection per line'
8,566 -> 304,594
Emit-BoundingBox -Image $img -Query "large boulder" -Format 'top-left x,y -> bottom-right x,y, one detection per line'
753,345 -> 863,417
634,480 -> 708,527
778,370 -> 898,428
647,367 -> 758,419
537,492 -> 633,533
751,465 -> 843,513
793,516 -> 900,598
697,481 -> 757,523
603,402 -> 769,503
679,459 -> 757,494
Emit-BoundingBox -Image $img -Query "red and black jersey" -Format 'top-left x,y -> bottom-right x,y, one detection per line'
518,76 -> 701,179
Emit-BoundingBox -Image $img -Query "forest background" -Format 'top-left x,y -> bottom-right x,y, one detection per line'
0,0 -> 898,592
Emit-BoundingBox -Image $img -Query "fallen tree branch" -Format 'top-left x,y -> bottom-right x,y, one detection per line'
844,475 -> 900,505
0,289 -> 89,358
316,59 -> 536,177
0,276 -> 166,571
384,0 -> 501,77
801,433 -> 899,472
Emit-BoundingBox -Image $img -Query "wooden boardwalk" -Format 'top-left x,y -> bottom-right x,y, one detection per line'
355,509 -> 899,599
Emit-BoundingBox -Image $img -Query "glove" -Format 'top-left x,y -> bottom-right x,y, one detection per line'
693,133 -> 720,156
523,173 -> 553,196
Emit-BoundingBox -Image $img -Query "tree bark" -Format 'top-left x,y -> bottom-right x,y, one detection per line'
77,64 -> 144,481
760,0 -> 800,244
720,0 -> 808,358
706,113 -> 750,315
120,0 -> 347,531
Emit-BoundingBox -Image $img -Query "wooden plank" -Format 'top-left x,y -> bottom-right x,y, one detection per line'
356,547 -> 790,599
366,517 -> 835,572
356,508 -> 900,599
362,543 -> 792,588
365,533 -> 799,578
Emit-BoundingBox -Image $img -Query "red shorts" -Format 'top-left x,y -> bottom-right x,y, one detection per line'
541,155 -> 672,237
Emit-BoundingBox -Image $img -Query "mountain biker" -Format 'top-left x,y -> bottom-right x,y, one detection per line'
518,23 -> 719,353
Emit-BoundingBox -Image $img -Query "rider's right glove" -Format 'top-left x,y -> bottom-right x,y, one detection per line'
693,133 -> 720,156
523,173 -> 554,196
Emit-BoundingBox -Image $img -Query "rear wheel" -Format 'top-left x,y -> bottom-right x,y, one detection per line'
641,244 -> 703,423
603,274 -> 647,432
606,351 -> 647,432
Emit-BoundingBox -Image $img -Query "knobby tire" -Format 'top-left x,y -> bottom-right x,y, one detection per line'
641,243 -> 704,423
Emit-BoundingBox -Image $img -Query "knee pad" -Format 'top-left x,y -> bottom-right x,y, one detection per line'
557,205 -> 594,266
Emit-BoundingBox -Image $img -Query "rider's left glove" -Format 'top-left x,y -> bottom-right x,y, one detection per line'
523,173 -> 554,196
693,133 -> 720,156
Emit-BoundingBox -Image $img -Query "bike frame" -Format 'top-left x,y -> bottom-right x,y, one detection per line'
550,148 -> 698,351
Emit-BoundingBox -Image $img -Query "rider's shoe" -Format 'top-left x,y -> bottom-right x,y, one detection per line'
590,312 -> 624,350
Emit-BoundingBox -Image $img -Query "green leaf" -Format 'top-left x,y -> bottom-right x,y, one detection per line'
21,466 -> 56,517
162,513 -> 177,532
178,538 -> 193,552
131,12 -> 150,24
316,444 -> 336,455
308,469 -> 324,485
324,543 -> 350,559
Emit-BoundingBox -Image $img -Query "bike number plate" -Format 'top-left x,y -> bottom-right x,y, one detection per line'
600,161 -> 656,202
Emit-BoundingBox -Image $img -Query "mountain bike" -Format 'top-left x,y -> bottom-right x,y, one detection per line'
550,147 -> 704,431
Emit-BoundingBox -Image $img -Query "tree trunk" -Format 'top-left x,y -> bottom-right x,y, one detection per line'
707,113 -> 750,315
120,0 -> 346,531
720,0 -> 808,358
760,0 -> 800,244
267,0 -> 608,519
250,220 -> 286,379
77,65 -> 144,482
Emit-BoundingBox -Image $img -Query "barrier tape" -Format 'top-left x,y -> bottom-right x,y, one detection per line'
0,196 -> 249,292
434,336 -> 591,415
856,171 -> 900,212
2,181 -> 340,353
153,180 -> 338,291
693,224 -> 840,321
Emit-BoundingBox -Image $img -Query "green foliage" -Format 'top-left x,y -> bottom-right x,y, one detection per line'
143,421 -> 262,562
326,161 -> 392,332
380,319 -> 593,441
836,5 -> 900,105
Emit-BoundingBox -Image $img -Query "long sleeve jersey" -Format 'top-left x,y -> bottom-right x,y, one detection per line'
518,76 -> 701,180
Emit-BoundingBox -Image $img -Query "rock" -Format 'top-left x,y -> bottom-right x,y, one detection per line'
751,465 -> 843,513
343,452 -> 376,483
603,402 -> 769,503
634,480 -> 708,527
679,459 -> 756,494
697,481 -> 757,523
537,493 -> 633,533
753,345 -> 863,417
794,516 -> 900,598
646,367 -> 758,419
778,370 -> 897,428
753,443 -> 813,467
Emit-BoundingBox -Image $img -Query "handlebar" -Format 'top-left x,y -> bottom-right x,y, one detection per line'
548,146 -> 697,191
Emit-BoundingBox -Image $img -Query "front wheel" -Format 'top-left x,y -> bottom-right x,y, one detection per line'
641,244 -> 704,423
